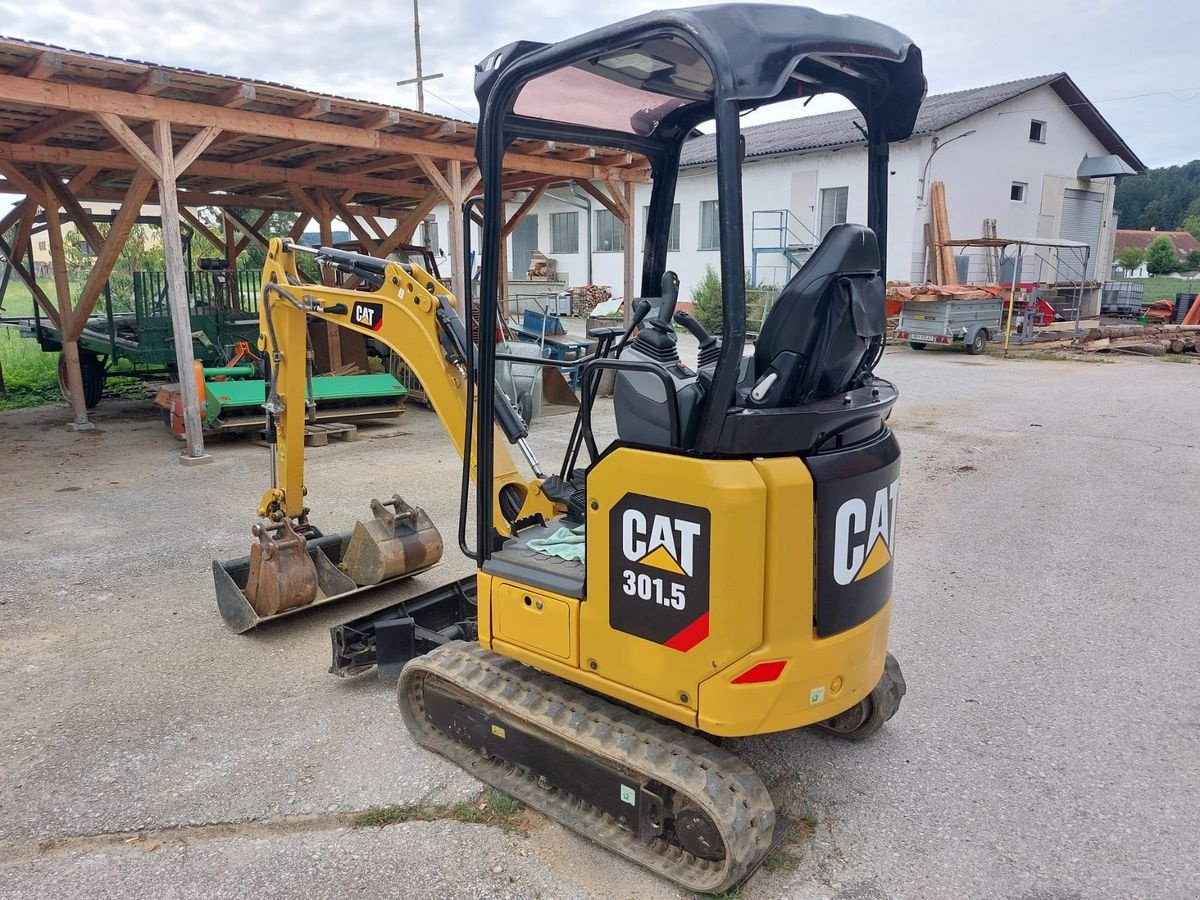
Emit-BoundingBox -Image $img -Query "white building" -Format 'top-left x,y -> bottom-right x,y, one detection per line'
426,73 -> 1144,313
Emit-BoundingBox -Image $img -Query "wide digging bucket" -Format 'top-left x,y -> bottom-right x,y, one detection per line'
214,498 -> 443,633
340,496 -> 443,586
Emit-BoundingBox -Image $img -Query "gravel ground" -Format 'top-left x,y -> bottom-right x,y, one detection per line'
1,346 -> 1197,899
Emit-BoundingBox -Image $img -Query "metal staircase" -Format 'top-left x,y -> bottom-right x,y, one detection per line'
750,209 -> 818,287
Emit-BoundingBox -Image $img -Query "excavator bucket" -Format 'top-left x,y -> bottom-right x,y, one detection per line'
541,367 -> 581,409
340,496 -> 444,585
213,497 -> 443,633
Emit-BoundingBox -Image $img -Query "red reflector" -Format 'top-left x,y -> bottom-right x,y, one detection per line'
731,660 -> 787,684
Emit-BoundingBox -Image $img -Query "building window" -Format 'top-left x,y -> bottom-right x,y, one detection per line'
1010,182 -> 1027,202
819,186 -> 849,236
699,200 -> 720,250
38,240 -> 47,251
643,203 -> 681,252
595,209 -> 624,252
550,211 -> 578,254
419,216 -> 439,254
1029,120 -> 1046,143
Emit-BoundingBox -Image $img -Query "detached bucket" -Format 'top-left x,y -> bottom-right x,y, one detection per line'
340,496 -> 443,585
213,497 -> 443,633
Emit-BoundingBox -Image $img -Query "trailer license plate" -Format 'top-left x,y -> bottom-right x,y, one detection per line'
909,334 -> 937,343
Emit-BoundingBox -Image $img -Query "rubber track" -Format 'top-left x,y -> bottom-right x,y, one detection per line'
398,641 -> 776,894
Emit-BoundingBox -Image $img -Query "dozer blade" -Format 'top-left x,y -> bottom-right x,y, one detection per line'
340,495 -> 443,586
213,498 -> 444,633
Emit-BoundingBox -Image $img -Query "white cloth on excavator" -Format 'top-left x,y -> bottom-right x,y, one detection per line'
526,524 -> 586,562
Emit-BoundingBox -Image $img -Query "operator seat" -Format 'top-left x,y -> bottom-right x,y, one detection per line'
743,223 -> 886,408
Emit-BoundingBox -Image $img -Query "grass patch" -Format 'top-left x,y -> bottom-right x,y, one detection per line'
353,789 -> 526,832
763,847 -> 800,871
1120,276 -> 1200,303
1163,354 -> 1197,364
0,327 -> 60,409
0,276 -> 54,319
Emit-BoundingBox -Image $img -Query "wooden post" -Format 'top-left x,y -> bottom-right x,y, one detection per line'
43,193 -> 90,429
153,119 -> 209,463
222,211 -> 237,270
623,180 -> 636,326
318,208 -> 343,370
447,159 -> 466,296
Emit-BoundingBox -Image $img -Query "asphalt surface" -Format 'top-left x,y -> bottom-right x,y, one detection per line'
1,346 -> 1197,899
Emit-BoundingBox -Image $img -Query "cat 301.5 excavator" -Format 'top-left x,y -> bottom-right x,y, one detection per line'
212,5 -> 926,892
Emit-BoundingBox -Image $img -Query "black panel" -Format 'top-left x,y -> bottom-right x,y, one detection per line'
809,430 -> 901,637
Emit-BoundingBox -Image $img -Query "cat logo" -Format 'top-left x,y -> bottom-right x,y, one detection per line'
609,494 -> 710,650
833,480 -> 899,586
351,300 -> 384,332
621,509 -> 701,577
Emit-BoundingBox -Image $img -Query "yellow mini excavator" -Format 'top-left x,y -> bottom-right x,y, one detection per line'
212,5 -> 925,892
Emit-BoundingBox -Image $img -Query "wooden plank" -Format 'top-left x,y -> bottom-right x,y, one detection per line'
288,213 -> 312,242
461,166 -> 483,198
291,98 -> 332,120
359,110 -> 400,131
0,73 -> 649,182
327,190 -> 380,254
286,185 -> 323,222
229,209 -> 272,255
96,112 -> 162,179
222,138 -> 311,164
131,69 -> 171,95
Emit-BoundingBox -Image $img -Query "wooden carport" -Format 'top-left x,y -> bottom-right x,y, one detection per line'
0,37 -> 647,461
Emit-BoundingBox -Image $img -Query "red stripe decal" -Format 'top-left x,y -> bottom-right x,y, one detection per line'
663,611 -> 709,652
731,660 -> 787,684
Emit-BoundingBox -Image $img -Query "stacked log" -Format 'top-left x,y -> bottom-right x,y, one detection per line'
566,284 -> 613,317
1074,324 -> 1200,356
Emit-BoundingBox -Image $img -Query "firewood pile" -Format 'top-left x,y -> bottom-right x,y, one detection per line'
566,284 -> 613,317
1074,324 -> 1200,356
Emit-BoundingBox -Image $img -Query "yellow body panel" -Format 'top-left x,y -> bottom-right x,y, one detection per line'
491,581 -> 579,665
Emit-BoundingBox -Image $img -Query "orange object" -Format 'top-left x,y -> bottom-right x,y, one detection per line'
1182,293 -> 1200,326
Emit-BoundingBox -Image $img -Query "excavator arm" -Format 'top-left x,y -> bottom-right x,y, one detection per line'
211,238 -> 556,632
254,237 -> 546,527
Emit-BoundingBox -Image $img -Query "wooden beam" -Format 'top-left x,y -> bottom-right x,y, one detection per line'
222,139 -> 311,164
359,110 -> 400,131
42,195 -> 89,423
12,51 -> 62,80
574,178 -> 624,221
0,73 -> 648,182
288,213 -> 312,242
11,110 -> 86,145
131,69 -> 171,95
390,193 -> 441,253
622,180 -> 635,319
214,83 -> 256,108
291,97 -> 331,120
38,166 -> 105,253
413,155 -> 453,200
461,166 -> 483,198
422,121 -> 457,138
0,159 -> 39,198
327,191 -> 380,254
178,207 -> 225,254
502,184 -> 548,239
361,213 -> 387,241
8,197 -> 37,264
0,141 -> 433,200
286,185 -> 323,222
295,146 -> 364,170
73,168 -> 155,329
229,209 -> 272,255
96,112 -> 162,179
604,178 -> 630,220
0,228 -> 58,328
173,125 -> 222,174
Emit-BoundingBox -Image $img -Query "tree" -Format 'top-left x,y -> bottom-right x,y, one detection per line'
1144,235 -> 1179,275
1116,246 -> 1145,275
1184,250 -> 1200,273
1182,215 -> 1200,242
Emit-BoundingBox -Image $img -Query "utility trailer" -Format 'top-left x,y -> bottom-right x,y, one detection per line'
895,295 -> 1004,354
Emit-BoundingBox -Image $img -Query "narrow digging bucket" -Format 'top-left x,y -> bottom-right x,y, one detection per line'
340,496 -> 444,586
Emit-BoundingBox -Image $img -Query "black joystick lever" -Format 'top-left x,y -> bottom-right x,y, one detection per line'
673,309 -> 715,349
644,271 -> 681,332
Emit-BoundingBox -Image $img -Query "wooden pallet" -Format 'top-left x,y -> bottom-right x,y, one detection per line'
255,422 -> 360,448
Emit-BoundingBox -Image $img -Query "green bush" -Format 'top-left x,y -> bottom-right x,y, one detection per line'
691,265 -> 723,335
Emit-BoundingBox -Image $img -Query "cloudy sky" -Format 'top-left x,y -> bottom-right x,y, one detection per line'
2,0 -> 1197,167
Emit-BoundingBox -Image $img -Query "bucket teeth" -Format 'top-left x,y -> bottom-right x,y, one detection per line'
340,495 -> 444,586
244,517 -> 319,616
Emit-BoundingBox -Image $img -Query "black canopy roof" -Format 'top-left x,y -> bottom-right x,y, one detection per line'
475,4 -> 926,150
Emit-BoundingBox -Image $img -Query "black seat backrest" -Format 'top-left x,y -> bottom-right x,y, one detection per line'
748,223 -> 885,408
